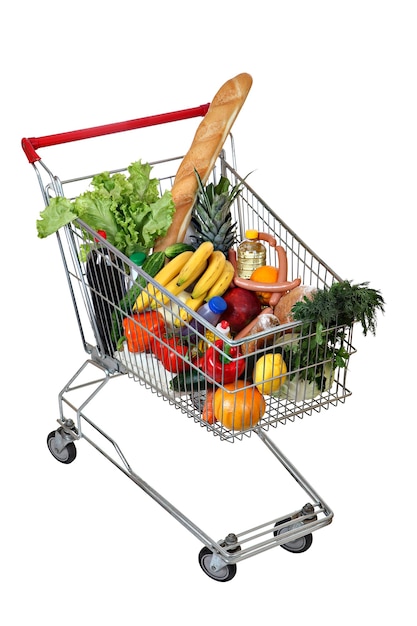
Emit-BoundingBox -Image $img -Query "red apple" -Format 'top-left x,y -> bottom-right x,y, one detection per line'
220,287 -> 262,335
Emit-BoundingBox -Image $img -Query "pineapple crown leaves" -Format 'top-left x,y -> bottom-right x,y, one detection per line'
194,167 -> 245,208
190,168 -> 250,253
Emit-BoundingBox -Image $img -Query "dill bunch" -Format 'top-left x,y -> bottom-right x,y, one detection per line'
291,280 -> 385,337
281,280 -> 385,389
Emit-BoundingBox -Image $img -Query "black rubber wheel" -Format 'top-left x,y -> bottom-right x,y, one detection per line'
274,518 -> 313,554
47,430 -> 77,464
198,547 -> 237,582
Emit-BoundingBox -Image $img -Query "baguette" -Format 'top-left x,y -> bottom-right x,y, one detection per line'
153,73 -> 253,251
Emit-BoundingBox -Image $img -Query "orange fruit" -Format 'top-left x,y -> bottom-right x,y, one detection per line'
250,265 -> 279,305
214,380 -> 266,431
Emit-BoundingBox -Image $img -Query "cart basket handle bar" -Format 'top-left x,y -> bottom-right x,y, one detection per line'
21,103 -> 211,164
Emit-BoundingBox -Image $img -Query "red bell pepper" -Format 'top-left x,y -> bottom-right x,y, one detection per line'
152,335 -> 191,374
197,339 -> 245,383
121,311 -> 165,353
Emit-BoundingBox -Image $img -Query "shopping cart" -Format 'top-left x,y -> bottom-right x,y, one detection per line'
22,105 -> 356,581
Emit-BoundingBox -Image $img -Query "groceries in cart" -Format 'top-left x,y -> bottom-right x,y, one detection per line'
30,71 -> 384,436
36,161 -> 384,433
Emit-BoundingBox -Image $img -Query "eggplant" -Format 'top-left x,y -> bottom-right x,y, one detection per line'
86,246 -> 126,356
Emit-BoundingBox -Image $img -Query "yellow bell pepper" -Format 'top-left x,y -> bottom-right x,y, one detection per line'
253,353 -> 287,395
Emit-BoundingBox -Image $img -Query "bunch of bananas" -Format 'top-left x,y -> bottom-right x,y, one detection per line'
133,242 -> 235,315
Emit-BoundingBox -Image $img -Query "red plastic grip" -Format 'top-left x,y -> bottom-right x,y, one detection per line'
21,103 -> 210,164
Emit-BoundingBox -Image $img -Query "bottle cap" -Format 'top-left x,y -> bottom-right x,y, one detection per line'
208,296 -> 227,314
129,252 -> 146,266
245,229 -> 259,239
95,230 -> 107,242
216,320 -> 230,331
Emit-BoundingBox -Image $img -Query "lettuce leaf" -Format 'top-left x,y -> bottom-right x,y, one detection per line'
36,197 -> 78,238
36,160 -> 175,257
127,160 -> 159,203
74,191 -> 119,242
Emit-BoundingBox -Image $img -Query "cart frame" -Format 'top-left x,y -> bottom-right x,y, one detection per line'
23,104 -> 355,581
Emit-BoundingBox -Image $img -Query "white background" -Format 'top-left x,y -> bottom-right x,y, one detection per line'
2,1 -> 415,624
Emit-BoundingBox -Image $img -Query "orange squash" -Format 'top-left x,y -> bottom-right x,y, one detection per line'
214,380 -> 266,431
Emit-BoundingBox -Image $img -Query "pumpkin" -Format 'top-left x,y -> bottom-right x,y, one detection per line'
214,380 -> 266,431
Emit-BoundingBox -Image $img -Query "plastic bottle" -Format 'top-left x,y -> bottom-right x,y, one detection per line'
129,251 -> 146,286
237,229 -> 267,279
181,296 -> 227,342
205,319 -> 232,344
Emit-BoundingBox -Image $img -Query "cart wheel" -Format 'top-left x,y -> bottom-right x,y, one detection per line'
47,430 -> 77,464
274,518 -> 313,554
198,547 -> 237,582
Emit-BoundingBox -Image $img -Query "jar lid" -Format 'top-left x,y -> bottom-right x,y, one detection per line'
245,229 -> 259,239
129,252 -> 147,266
208,296 -> 227,314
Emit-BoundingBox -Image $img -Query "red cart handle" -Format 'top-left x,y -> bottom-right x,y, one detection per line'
21,103 -> 211,164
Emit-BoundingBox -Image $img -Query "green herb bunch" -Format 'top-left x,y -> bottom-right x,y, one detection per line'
282,281 -> 385,389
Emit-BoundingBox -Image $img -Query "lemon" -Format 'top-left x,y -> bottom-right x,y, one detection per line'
253,353 -> 287,395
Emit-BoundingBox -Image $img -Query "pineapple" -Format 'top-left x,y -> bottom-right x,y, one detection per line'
190,169 -> 242,254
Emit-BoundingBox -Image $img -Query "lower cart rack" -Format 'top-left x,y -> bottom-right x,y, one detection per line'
25,104 -> 356,580
48,356 -> 333,582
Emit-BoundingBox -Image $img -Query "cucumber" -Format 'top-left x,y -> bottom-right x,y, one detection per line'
111,251 -> 166,344
140,251 -> 166,285
164,242 -> 196,259
169,369 -> 209,393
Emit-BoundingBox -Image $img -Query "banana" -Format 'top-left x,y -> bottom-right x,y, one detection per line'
191,250 -> 226,299
133,283 -> 160,312
148,276 -> 185,310
174,292 -> 207,327
149,259 -> 208,310
153,250 -> 194,286
176,241 -> 214,287
172,251 -> 226,325
133,250 -> 193,312
205,260 -> 235,300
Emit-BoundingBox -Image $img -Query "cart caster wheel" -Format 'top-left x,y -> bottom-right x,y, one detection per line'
47,430 -> 77,464
198,547 -> 237,582
274,518 -> 313,553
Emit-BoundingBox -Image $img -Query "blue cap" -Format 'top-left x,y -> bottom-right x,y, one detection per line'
208,296 -> 227,314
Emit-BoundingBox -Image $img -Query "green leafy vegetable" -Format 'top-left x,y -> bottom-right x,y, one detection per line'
36,197 -> 79,239
281,280 -> 385,390
36,160 -> 175,257
291,280 -> 385,337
